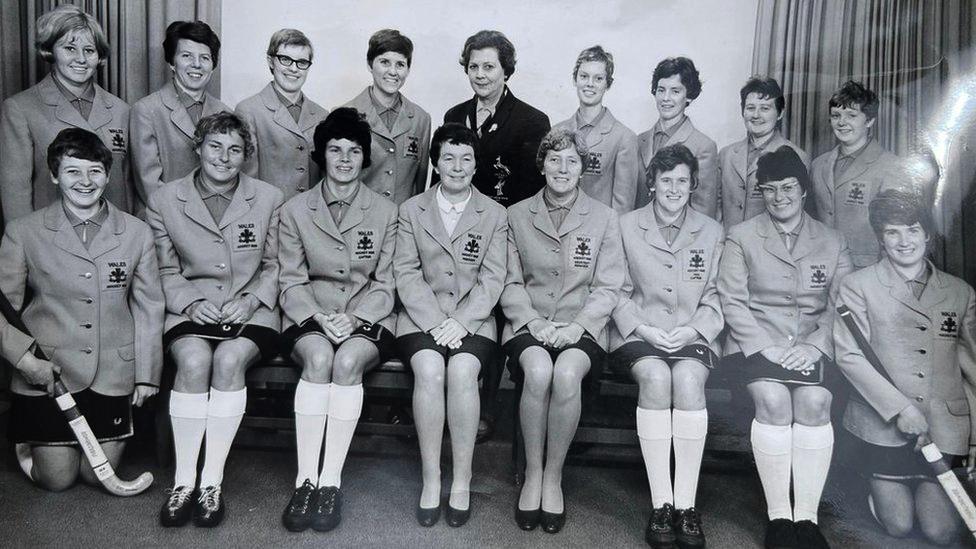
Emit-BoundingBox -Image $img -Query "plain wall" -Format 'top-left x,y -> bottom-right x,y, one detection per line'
220,0 -> 759,150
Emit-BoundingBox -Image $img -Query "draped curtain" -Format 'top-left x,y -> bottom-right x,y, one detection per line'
752,0 -> 976,283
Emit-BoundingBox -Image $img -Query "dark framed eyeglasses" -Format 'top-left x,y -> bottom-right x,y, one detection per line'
274,54 -> 312,70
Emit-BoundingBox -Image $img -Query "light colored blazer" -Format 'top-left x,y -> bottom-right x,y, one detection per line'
718,213 -> 853,359
0,202 -> 164,396
718,132 -> 809,229
611,205 -> 724,353
500,190 -> 623,349
636,116 -> 719,218
0,75 -> 133,221
394,186 -> 507,339
835,258 -> 976,456
130,82 -> 230,206
278,183 -> 397,331
810,139 -> 902,268
235,83 -> 328,200
146,173 -> 283,332
343,88 -> 431,204
553,108 -> 640,214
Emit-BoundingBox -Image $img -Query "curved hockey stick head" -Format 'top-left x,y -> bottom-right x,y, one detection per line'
102,471 -> 154,497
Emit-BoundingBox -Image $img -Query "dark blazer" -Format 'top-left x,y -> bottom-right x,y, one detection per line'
442,87 -> 550,208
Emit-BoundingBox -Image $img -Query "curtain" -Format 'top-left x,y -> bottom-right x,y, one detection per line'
752,0 -> 976,283
0,0 -> 221,103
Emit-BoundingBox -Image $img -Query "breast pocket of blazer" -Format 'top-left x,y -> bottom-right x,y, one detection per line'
99,257 -> 132,292
569,233 -> 596,272
403,134 -> 421,162
351,228 -> 379,262
458,231 -> 486,266
681,247 -> 709,284
231,221 -> 264,253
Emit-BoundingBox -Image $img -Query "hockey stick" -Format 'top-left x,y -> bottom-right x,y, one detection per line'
838,304 -> 976,539
0,289 -> 153,496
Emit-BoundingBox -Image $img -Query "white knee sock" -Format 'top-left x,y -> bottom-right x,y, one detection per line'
672,408 -> 708,509
637,407 -> 673,508
791,423 -> 834,523
751,420 -> 793,521
319,383 -> 364,488
199,387 -> 246,487
169,391 -> 209,487
15,443 -> 34,481
294,379 -> 330,487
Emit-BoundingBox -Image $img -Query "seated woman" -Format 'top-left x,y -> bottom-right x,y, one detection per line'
502,128 -> 623,534
610,144 -> 723,548
277,108 -> 398,533
147,112 -> 284,528
394,123 -> 507,527
718,146 -> 852,549
835,189 -> 976,546
0,128 -> 163,491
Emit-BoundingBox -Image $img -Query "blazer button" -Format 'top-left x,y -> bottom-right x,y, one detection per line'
298,145 -> 305,151
216,238 -> 224,244
547,292 -> 555,298
297,166 -> 306,173
665,287 -> 673,293
551,270 -> 559,276
82,322 -> 92,328
383,191 -> 391,197
665,264 -> 672,269
387,147 -> 395,153
216,284 -> 224,290
447,271 -> 454,276
83,347 -> 93,354
665,309 -> 673,315
918,349 -> 927,355
784,295 -> 792,300
737,205 -> 743,210
386,170 -> 394,175
337,246 -> 344,251
84,297 -> 93,304
298,186 -> 306,192
83,272 -> 92,279
339,287 -> 346,292
337,269 -> 345,274
915,396 -> 924,402
448,292 -> 455,297
917,326 -> 927,331
916,372 -> 925,378
217,263 -> 226,270
552,248 -> 560,253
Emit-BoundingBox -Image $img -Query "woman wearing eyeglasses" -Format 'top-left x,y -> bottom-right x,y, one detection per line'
235,29 -> 329,200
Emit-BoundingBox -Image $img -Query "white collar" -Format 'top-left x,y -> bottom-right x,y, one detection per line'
436,185 -> 472,213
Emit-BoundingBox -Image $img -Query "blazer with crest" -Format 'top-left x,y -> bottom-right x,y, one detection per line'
235,83 -> 329,200
394,186 -> 507,339
500,190 -> 624,348
552,108 -> 640,214
635,116 -> 719,218
343,88 -> 431,204
0,201 -> 163,396
130,81 -> 230,205
611,205 -> 724,353
146,172 -> 283,332
278,183 -> 397,332
834,258 -> 976,456
718,132 -> 809,228
718,213 -> 853,359
0,75 -> 133,222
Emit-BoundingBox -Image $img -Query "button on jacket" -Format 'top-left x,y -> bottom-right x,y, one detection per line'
611,205 -> 724,353
809,139 -> 902,268
236,83 -> 328,200
278,183 -> 397,332
344,88 -> 431,204
835,258 -> 976,456
0,75 -> 133,221
146,172 -> 283,332
718,132 -> 809,228
718,213 -> 853,359
501,190 -> 624,349
394,186 -> 507,339
635,116 -> 719,218
0,202 -> 164,396
130,82 -> 230,205
553,108 -> 640,214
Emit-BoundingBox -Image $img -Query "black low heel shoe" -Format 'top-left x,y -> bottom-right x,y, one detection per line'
416,504 -> 441,527
446,505 -> 471,527
515,506 -> 541,531
540,510 -> 566,534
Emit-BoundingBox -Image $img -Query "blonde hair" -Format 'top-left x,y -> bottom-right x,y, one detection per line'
35,5 -> 109,64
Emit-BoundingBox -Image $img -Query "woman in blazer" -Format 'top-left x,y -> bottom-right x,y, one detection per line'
835,190 -> 976,545
610,144 -> 723,548
394,123 -> 507,527
131,21 -> 229,206
0,128 -> 163,491
718,146 -> 852,549
277,108 -> 398,533
718,77 -> 810,229
146,112 -> 283,528
502,128 -> 623,533
343,29 -> 431,205
0,5 -> 133,222
552,46 -> 639,214
635,57 -> 718,218
235,29 -> 329,200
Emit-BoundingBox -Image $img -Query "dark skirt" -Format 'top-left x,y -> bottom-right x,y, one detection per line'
164,321 -> 279,360
8,389 -> 133,445
396,332 -> 498,378
609,341 -> 718,378
847,431 -> 965,482
724,351 -> 829,386
504,332 -> 606,387
281,320 -> 396,363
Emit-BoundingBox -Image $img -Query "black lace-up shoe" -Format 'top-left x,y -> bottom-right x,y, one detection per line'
794,520 -> 830,549
193,485 -> 225,527
282,479 -> 317,532
159,485 -> 195,527
312,486 -> 342,532
764,518 -> 797,549
674,507 -> 706,548
645,503 -> 676,547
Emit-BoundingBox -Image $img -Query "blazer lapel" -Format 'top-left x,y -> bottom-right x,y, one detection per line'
84,86 -> 115,131
38,76 -> 88,129
731,139 -> 748,183
529,191 -> 561,243
918,263 -> 949,314
481,88 -> 515,147
218,176 -> 256,230
260,83 -> 304,139
161,82 -> 197,140
45,205 -> 90,262
877,258 -> 933,319
788,216 -> 818,261
388,98 -> 416,140
419,189 -> 454,254
86,204 -> 123,259
306,187 -> 344,242
837,140 -> 883,187
638,131 -> 653,171
451,192 -> 483,242
557,192 -> 588,237
176,176 -> 221,235
585,108 -> 614,149
337,184 -> 367,235
757,214 -> 795,266
637,206 -> 671,253
665,116 -> 695,147
670,209 -> 704,252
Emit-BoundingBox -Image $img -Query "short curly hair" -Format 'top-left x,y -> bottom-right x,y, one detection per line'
739,76 -> 785,114
47,128 -> 113,175
193,112 -> 255,161
535,128 -> 588,173
459,30 -> 516,79
573,45 -> 614,88
35,5 -> 110,64
652,57 -> 702,101
829,80 -> 879,121
868,189 -> 934,241
430,123 -> 480,169
648,144 -> 699,191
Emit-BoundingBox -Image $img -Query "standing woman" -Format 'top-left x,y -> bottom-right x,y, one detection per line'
718,146 -> 852,549
395,123 -> 507,527
343,29 -> 431,204
147,112 -> 283,528
1,5 -> 134,222
610,144 -> 723,548
0,128 -> 163,491
552,46 -> 639,214
502,128 -> 623,533
635,57 -> 718,218
277,108 -> 398,533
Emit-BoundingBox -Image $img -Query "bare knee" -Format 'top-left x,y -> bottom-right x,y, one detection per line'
174,353 -> 212,389
446,358 -> 480,394
34,465 -> 77,492
298,347 -> 334,383
793,388 -> 832,426
632,360 -> 671,409
551,367 -> 584,404
211,350 -> 247,389
881,516 -> 913,538
412,355 -> 446,391
520,352 -> 553,397
332,352 -> 365,386
749,384 -> 793,425
672,365 -> 708,410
